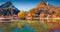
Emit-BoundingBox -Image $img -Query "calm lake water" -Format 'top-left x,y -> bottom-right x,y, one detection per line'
0,19 -> 60,32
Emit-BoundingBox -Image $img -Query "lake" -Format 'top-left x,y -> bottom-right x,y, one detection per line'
0,19 -> 60,32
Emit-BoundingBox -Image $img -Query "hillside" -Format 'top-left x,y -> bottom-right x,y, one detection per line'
27,2 -> 60,18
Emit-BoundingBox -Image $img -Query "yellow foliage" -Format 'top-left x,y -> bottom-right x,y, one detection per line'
18,10 -> 26,19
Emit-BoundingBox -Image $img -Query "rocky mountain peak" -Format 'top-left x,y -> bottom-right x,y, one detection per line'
37,1 -> 49,7
0,1 -> 13,8
0,1 -> 20,16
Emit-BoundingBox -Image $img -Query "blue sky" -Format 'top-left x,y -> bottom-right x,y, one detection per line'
0,0 -> 60,11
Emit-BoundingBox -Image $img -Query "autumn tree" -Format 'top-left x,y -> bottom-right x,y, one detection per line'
28,8 -> 37,18
18,10 -> 26,19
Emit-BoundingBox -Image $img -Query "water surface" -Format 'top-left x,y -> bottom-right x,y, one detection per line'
0,19 -> 60,32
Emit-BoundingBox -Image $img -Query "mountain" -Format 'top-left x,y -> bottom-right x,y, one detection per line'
0,1 -> 20,16
37,2 -> 48,7
27,1 -> 60,18
37,1 -> 52,7
0,1 -> 12,8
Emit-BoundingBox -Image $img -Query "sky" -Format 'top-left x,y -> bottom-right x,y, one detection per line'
0,0 -> 60,11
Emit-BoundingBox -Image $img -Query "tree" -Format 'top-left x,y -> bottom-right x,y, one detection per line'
18,10 -> 26,19
28,8 -> 37,18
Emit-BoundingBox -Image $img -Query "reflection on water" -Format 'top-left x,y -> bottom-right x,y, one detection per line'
0,21 -> 17,32
0,19 -> 60,32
